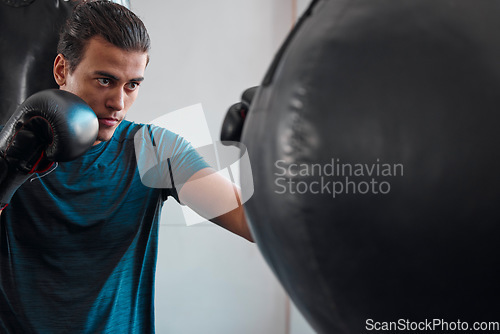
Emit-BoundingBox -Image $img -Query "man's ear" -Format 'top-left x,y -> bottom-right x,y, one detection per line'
53,54 -> 68,87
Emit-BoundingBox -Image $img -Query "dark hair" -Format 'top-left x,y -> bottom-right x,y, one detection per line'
57,0 -> 150,72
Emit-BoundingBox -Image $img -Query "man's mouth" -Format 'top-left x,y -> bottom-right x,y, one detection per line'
98,118 -> 120,127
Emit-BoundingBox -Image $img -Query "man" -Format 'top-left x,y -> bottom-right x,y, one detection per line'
0,1 -> 252,332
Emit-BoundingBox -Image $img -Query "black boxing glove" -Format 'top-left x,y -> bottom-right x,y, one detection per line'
220,86 -> 259,142
0,89 -> 98,209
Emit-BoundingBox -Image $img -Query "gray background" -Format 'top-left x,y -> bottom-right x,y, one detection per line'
130,1 -> 316,333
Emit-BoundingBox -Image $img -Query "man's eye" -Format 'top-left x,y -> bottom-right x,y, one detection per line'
97,78 -> 111,86
127,82 -> 140,90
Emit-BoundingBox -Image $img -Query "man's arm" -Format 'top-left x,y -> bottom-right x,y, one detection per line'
0,90 -> 98,213
178,167 -> 254,243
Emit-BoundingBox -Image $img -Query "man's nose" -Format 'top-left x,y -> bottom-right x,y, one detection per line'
106,88 -> 125,111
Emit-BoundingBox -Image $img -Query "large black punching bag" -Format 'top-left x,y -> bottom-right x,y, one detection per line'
0,0 -> 75,125
241,0 -> 500,333
0,0 -> 131,125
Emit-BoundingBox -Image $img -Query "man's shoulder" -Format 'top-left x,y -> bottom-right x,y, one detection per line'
115,120 -> 180,138
112,120 -> 144,142
128,121 -> 186,145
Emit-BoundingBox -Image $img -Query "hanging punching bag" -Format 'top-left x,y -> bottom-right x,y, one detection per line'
0,0 -> 131,125
241,0 -> 500,333
0,0 -> 75,125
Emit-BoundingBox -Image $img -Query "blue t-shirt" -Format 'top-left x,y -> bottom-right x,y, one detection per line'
0,120 -> 209,333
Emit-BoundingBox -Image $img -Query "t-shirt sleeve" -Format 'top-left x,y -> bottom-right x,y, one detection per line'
133,124 -> 210,203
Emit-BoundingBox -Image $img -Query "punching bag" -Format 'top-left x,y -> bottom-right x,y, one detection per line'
0,0 -> 75,125
0,0 -> 130,125
241,0 -> 500,333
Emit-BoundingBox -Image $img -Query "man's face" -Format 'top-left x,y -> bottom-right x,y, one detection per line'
54,36 -> 148,145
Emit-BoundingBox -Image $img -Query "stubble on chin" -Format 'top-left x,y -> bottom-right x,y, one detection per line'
96,124 -> 120,143
96,135 -> 111,143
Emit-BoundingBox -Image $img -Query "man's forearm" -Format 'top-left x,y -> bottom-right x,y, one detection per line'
209,185 -> 254,242
179,168 -> 255,242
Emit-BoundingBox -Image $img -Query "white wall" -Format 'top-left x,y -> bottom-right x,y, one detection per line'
130,1 -> 316,333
